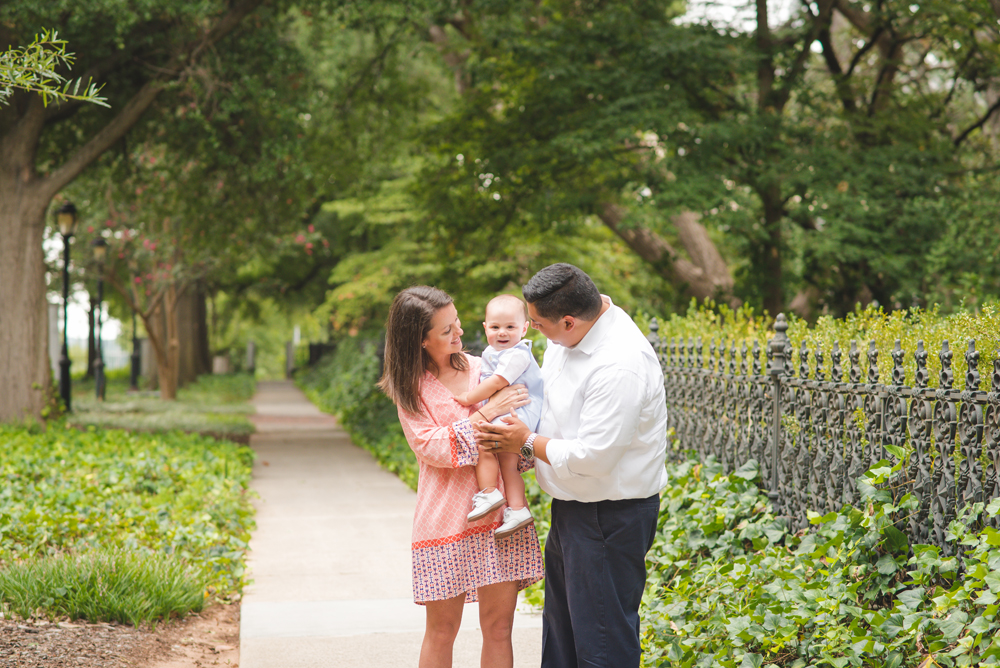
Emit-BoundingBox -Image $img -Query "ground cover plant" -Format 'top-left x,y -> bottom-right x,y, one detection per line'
69,373 -> 256,441
0,423 -> 255,624
642,457 -> 1000,667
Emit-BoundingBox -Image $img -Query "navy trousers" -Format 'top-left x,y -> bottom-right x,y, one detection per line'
541,494 -> 660,668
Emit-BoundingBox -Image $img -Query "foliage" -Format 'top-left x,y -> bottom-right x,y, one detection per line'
0,424 -> 255,602
0,30 -> 106,107
0,549 -> 204,626
652,300 -> 1000,391
641,457 -> 1000,667
69,373 -> 256,438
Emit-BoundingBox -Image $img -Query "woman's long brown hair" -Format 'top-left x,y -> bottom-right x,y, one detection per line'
378,286 -> 468,416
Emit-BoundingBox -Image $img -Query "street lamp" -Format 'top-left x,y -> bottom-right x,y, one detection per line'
56,202 -> 78,411
92,237 -> 107,401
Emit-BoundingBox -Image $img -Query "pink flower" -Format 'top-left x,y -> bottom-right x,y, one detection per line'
305,242 -> 313,250
295,234 -> 306,244
87,226 -> 95,233
308,224 -> 315,233
135,277 -> 142,284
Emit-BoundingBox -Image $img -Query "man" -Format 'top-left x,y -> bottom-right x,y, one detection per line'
476,263 -> 668,668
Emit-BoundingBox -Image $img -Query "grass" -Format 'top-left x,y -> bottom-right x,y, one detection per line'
69,373 -> 256,440
0,549 -> 205,626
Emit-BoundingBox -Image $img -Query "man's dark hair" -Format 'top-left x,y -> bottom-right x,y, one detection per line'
522,263 -> 602,321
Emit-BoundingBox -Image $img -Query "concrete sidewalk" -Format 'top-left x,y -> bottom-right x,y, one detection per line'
240,380 -> 542,667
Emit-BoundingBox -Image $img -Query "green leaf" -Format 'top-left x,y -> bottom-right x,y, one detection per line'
877,554 -> 900,575
739,653 -> 764,668
883,525 -> 909,553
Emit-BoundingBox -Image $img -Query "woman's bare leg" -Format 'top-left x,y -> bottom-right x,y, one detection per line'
420,595 -> 465,668
497,453 -> 525,508
477,581 -> 518,668
476,452 -> 500,492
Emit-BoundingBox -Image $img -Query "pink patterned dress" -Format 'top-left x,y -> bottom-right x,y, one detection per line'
397,354 -> 544,604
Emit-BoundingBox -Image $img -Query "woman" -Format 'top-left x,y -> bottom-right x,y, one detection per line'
378,286 -> 544,668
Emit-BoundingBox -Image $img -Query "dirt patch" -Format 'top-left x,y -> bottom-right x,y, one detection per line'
0,603 -> 239,668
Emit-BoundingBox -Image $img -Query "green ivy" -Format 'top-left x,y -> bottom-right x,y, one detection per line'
0,424 -> 255,599
642,457 -> 1000,667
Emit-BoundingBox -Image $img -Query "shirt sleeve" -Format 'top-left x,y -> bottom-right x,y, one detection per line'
544,367 -> 644,480
493,347 -> 531,384
397,405 -> 480,470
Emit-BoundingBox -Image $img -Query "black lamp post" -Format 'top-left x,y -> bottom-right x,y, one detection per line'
130,308 -> 141,392
56,203 -> 78,411
92,238 -> 107,401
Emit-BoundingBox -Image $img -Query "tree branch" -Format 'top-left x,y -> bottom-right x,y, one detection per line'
954,96 -> 1000,147
39,0 -> 266,200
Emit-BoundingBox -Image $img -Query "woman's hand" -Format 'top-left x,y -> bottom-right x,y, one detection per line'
475,411 -> 531,456
478,384 -> 530,422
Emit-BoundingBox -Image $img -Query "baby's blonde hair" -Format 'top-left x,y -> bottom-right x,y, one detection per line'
485,294 -> 528,321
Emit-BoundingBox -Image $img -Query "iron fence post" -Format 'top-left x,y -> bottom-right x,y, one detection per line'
769,314 -> 789,502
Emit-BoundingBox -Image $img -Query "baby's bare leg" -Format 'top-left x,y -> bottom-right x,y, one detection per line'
476,452 -> 500,491
497,453 -> 525,509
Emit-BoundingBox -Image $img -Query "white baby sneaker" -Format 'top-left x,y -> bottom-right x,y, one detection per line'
495,506 -> 534,538
468,489 -> 506,521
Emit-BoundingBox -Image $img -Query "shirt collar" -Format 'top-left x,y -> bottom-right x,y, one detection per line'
572,295 -> 615,355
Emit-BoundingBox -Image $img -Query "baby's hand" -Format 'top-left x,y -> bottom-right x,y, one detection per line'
454,392 -> 472,406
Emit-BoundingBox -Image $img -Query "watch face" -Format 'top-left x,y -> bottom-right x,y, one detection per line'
520,444 -> 533,459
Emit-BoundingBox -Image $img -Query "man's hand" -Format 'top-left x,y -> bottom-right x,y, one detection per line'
475,411 -> 531,456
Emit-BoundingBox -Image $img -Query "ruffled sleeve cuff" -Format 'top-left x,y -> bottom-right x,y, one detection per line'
450,418 -> 480,468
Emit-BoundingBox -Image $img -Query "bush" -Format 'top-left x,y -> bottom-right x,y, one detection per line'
648,300 -> 1000,390
0,424 -> 255,613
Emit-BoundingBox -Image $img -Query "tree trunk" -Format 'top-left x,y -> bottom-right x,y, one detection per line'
0,187 -> 52,421
175,285 -> 210,387
757,183 -> 784,316
196,284 -> 211,376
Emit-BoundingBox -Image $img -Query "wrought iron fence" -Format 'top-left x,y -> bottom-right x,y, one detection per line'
646,313 -> 1000,552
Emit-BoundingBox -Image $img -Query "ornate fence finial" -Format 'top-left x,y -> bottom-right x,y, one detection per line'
966,340 -> 981,392
891,340 -> 905,386
849,341 -> 861,384
646,318 -> 660,354
740,340 -> 748,375
729,340 -> 737,375
688,337 -> 696,369
769,313 -> 789,377
799,341 -> 810,380
670,337 -> 677,367
815,345 -> 825,381
696,337 -> 704,369
914,340 -> 929,388
752,340 -> 761,375
831,341 -> 842,383
709,338 -> 718,373
940,340 -> 954,390
867,341 -> 879,384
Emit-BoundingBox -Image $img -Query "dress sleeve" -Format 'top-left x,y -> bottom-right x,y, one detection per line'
398,405 -> 481,469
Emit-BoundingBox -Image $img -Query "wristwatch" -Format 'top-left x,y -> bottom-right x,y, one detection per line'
521,432 -> 538,459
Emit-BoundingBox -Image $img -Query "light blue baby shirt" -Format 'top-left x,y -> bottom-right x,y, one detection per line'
480,340 -> 544,432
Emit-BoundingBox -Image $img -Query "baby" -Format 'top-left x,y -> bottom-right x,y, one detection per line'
454,294 -> 543,538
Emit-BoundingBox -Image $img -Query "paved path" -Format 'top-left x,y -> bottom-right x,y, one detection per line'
240,380 -> 543,667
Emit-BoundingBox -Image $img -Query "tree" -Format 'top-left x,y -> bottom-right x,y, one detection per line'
0,0 -> 300,418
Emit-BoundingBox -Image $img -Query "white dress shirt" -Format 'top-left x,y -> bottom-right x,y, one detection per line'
535,297 -> 669,502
